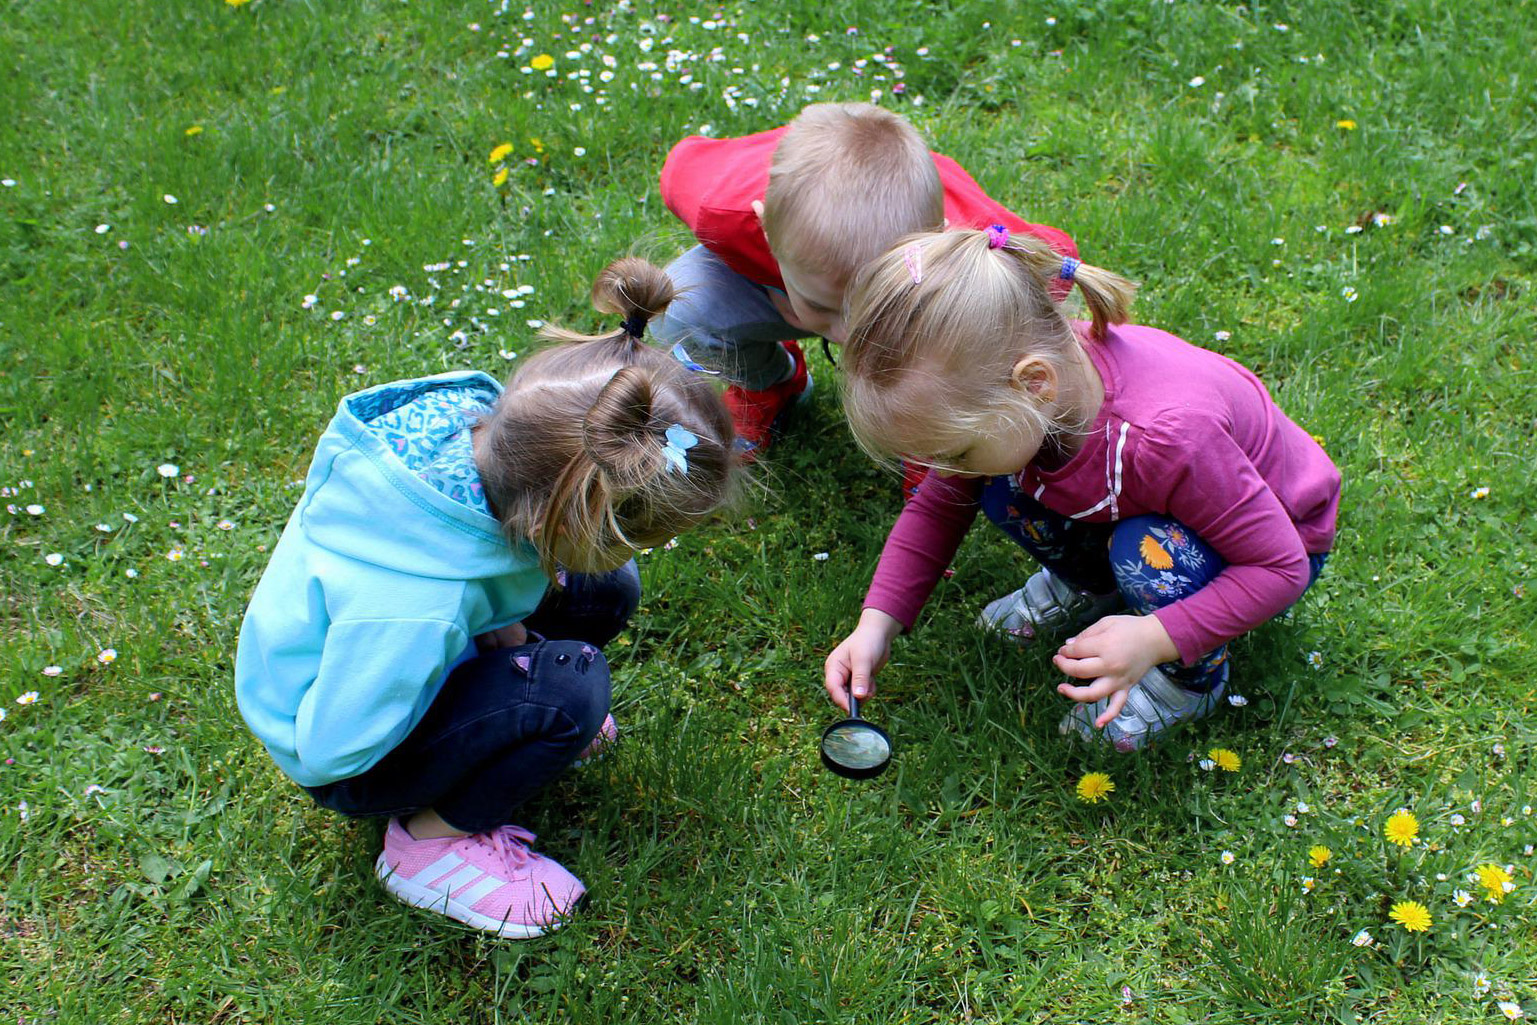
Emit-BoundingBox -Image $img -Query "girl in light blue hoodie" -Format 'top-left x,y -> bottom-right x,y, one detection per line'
236,258 -> 739,939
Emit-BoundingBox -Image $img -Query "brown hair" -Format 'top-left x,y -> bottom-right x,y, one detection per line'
841,229 -> 1137,465
760,102 -> 944,286
475,258 -> 739,577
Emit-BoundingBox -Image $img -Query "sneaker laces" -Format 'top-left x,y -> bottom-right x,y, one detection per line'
473,824 -> 540,872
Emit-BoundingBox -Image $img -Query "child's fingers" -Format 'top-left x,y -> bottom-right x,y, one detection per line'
1057,633 -> 1107,659
1056,677 -> 1120,704
1060,616 -> 1114,651
850,666 -> 871,701
850,643 -> 882,701
1093,688 -> 1129,728
1053,652 -> 1105,680
823,652 -> 852,712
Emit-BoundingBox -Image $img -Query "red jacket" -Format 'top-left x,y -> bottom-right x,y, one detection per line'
660,125 -> 1079,292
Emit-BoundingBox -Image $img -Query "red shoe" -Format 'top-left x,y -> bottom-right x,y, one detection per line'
900,460 -> 928,502
723,341 -> 812,457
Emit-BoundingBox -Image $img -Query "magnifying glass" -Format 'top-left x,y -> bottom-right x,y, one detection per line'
819,692 -> 892,779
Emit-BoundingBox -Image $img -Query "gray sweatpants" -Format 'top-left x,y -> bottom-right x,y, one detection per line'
652,245 -> 815,391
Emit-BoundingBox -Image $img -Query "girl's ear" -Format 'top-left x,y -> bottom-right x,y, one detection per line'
1009,356 -> 1058,405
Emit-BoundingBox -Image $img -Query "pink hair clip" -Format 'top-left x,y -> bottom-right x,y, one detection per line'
903,243 -> 923,284
985,224 -> 1010,249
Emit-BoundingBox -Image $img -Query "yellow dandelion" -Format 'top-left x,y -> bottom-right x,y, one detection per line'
1336,119 -> 1357,130
529,136 -> 545,154
1475,863 -> 1513,903
184,125 -> 204,137
492,167 -> 509,187
1075,772 -> 1114,804
1208,748 -> 1241,772
225,0 -> 252,6
1308,844 -> 1332,869
1388,900 -> 1431,933
1139,534 -> 1173,570
488,142 -> 514,165
1384,810 -> 1419,848
530,54 -> 555,71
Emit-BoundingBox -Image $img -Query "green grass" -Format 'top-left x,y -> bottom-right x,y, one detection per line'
2,0 -> 1534,1021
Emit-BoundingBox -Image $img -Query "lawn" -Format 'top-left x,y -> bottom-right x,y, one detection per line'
1,1 -> 1534,1022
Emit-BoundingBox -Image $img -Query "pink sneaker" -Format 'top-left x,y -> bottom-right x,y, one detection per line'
573,714 -> 618,768
375,819 -> 585,938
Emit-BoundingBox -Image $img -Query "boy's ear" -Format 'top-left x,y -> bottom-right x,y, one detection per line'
1009,356 -> 1058,404
750,199 -> 765,226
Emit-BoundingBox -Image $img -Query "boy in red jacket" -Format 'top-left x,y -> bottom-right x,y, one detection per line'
657,101 -> 1077,463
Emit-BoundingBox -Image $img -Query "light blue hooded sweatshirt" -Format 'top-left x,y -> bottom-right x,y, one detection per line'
235,371 -> 549,787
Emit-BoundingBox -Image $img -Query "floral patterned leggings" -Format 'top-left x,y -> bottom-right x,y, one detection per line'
980,476 -> 1327,693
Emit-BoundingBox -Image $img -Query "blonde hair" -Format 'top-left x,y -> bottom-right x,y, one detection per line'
841,229 -> 1137,465
760,103 -> 943,285
475,258 -> 738,577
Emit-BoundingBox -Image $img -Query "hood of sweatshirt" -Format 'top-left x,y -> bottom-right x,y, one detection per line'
297,371 -> 533,580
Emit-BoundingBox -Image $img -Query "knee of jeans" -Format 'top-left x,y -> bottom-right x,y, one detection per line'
652,283 -> 719,349
541,640 -> 612,731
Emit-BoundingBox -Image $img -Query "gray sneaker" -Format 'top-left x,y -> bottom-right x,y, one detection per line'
1059,665 -> 1226,752
977,568 -> 1122,643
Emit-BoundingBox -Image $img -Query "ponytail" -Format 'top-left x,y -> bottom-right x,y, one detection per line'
539,256 -> 679,347
996,235 -> 1137,342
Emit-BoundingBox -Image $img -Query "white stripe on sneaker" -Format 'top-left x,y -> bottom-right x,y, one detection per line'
454,876 -> 507,908
440,864 -> 484,894
407,852 -> 463,885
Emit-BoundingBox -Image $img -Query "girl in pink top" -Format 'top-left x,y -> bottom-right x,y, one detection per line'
824,227 -> 1340,750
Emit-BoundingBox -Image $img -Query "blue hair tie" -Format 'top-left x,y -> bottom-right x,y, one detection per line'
660,424 -> 699,475
1060,257 -> 1082,281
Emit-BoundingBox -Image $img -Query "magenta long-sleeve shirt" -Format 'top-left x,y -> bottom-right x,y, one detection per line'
864,323 -> 1341,664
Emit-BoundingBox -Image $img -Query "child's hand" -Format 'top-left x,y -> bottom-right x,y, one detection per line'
823,609 -> 903,713
1052,615 -> 1179,728
476,621 -> 529,650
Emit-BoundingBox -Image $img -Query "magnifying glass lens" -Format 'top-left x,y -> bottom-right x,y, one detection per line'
821,722 -> 891,772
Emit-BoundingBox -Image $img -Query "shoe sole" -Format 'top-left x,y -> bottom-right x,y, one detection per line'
375,855 -> 568,940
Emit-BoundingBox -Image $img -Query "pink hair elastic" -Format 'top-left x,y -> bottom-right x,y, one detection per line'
903,243 -> 923,284
984,224 -> 1010,249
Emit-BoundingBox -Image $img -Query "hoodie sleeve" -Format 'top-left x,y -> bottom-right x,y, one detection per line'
291,616 -> 470,784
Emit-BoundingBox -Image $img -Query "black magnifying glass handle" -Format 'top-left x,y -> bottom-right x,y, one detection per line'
848,692 -> 860,720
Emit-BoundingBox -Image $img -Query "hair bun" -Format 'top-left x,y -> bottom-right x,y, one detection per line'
591,257 -> 678,340
581,366 -> 658,482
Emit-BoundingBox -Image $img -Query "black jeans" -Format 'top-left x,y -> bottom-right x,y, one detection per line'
305,562 -> 640,833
